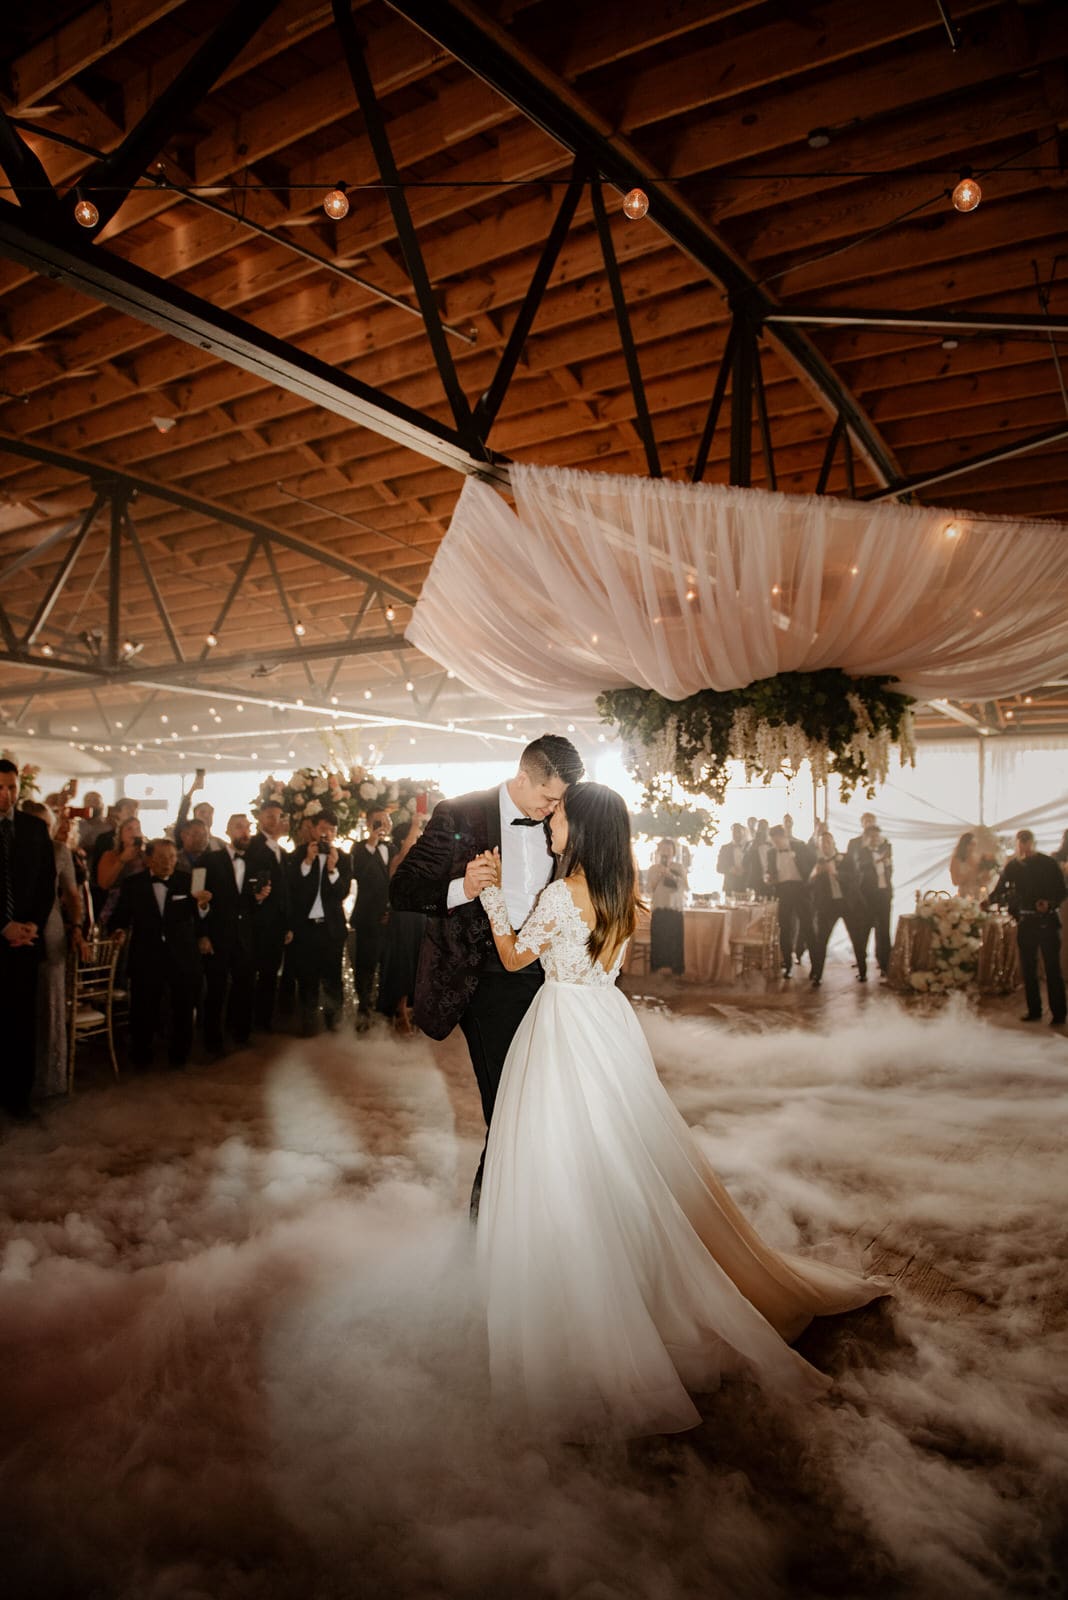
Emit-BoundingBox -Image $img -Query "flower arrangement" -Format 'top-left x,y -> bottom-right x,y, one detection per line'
1,753 -> 40,803
598,670 -> 916,807
908,894 -> 990,995
252,767 -> 439,841
630,803 -> 716,845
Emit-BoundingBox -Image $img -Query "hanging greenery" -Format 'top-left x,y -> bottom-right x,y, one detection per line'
630,804 -> 716,845
599,670 -> 916,807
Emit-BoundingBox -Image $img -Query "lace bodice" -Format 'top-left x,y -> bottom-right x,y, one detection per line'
480,878 -> 627,986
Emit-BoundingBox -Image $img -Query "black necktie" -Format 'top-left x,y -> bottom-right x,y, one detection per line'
0,818 -> 13,925
510,816 -> 542,827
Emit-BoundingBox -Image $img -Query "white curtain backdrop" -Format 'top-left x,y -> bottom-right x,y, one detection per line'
408,465 -> 1068,714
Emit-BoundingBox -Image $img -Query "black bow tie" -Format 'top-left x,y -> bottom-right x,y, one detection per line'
510,816 -> 543,827
232,850 -> 245,859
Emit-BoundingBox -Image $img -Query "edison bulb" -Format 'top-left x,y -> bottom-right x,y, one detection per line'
74,196 -> 99,227
323,187 -> 350,220
622,187 -> 649,220
951,174 -> 981,213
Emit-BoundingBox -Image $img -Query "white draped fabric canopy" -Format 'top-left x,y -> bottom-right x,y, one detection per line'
408,465 -> 1068,715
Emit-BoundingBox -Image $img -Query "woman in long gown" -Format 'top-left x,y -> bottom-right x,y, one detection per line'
949,830 -> 995,899
474,782 -> 883,1439
22,802 -> 82,1098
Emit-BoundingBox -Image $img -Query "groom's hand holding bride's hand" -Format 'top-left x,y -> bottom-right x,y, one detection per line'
464,848 -> 501,900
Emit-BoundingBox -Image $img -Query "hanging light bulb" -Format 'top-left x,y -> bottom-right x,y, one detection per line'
205,631 -> 218,647
405,680 -> 415,692
384,605 -> 396,622
951,169 -> 981,213
41,643 -> 54,657
294,619 -> 306,637
622,187 -> 649,221
73,193 -> 99,228
323,185 -> 349,220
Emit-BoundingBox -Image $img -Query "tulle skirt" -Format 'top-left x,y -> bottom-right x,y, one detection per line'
477,980 -> 881,1437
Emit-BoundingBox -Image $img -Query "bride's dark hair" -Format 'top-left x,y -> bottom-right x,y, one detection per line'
556,782 -> 643,964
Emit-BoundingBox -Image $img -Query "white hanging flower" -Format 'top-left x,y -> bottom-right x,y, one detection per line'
312,777 -> 328,796
291,773 -> 308,792
304,798 -> 322,817
359,781 -> 377,801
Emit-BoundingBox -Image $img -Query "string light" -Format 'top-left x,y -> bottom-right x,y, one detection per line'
944,522 -> 960,538
41,643 -> 54,656
73,193 -> 99,227
323,185 -> 349,220
294,620 -> 306,637
951,169 -> 981,212
405,680 -> 415,692
205,632 -> 218,647
384,605 -> 395,621
622,187 -> 649,220
363,689 -> 372,700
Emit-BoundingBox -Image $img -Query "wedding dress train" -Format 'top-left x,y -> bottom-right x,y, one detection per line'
478,879 -> 883,1438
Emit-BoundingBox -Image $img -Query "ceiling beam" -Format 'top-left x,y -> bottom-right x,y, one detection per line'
868,422 -> 1068,501
383,0 -> 900,490
766,307 -> 1068,338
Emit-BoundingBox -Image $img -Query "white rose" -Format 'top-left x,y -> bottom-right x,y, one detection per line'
312,778 -> 328,796
359,782 -> 376,801
909,972 -> 929,991
304,799 -> 322,817
269,791 -> 284,804
291,774 -> 307,792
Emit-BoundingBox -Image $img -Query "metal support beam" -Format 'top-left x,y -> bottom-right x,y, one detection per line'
123,506 -> 186,664
729,308 -> 756,488
331,0 -> 482,454
0,436 -> 420,604
78,0 -> 285,233
262,540 -> 317,690
324,589 -> 378,696
590,178 -> 660,478
691,323 -> 736,485
868,422 -> 1068,502
815,414 -> 844,496
384,0 -> 900,489
200,536 -> 261,662
23,493 -> 103,645
474,158 -> 587,437
108,489 -> 125,669
753,338 -> 777,493
0,512 -> 87,585
0,104 -> 60,218
764,307 -> 1068,338
0,203 -> 509,486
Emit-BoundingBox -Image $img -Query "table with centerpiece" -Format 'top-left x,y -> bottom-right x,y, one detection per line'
887,892 -> 1019,995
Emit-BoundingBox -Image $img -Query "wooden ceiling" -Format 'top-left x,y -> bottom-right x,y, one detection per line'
1,0 -> 1066,773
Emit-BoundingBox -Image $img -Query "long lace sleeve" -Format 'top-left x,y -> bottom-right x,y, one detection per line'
515,881 -> 563,958
478,879 -> 563,971
479,885 -> 512,936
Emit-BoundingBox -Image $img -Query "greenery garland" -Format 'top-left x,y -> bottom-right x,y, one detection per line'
598,670 -> 916,807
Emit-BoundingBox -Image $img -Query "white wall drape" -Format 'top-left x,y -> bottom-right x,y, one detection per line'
408,465 -> 1068,714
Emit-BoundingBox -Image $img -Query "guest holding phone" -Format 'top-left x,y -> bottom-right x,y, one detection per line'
96,815 -> 147,927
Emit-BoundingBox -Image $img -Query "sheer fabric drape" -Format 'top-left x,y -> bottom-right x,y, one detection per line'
408,465 -> 1068,713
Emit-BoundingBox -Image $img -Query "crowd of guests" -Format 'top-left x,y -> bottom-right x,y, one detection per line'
0,761 -> 426,1120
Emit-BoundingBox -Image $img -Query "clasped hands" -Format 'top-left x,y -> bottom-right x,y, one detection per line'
464,847 -> 502,900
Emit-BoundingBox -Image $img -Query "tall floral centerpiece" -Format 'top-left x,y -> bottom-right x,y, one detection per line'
599,670 -> 916,808
908,895 -> 991,994
630,803 -> 716,846
252,766 -> 438,841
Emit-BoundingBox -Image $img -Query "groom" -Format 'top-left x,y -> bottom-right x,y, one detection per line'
390,733 -> 584,1212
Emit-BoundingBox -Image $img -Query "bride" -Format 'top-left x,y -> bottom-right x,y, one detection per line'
475,781 -> 883,1439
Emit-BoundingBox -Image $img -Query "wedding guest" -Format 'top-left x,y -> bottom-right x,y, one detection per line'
853,823 -> 894,982
1051,827 -> 1068,882
764,824 -> 815,977
1,759 -> 56,1120
89,796 -> 139,918
110,839 -> 208,1069
647,838 -> 687,976
176,817 -> 211,876
245,802 -> 291,1033
76,791 -> 110,856
96,815 -> 147,927
22,803 -> 83,1097
287,811 -> 352,1036
350,807 -> 394,1032
376,816 -> 427,1035
949,831 -> 996,899
745,815 -> 758,840
847,812 -> 879,862
716,823 -> 749,897
199,814 -> 272,1055
176,775 -> 226,851
806,831 -> 866,987
744,819 -> 772,892
985,830 -> 1066,1026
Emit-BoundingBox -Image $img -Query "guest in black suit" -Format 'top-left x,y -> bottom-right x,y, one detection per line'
198,813 -> 271,1055
985,829 -> 1066,1025
853,824 -> 894,981
245,801 -> 292,1033
717,823 -> 750,898
350,806 -> 394,1031
391,734 -> 584,1214
176,817 -> 211,876
287,810 -> 352,1035
0,759 -> 57,1118
764,824 -> 816,976
806,831 -> 867,986
743,819 -> 772,894
110,838 -> 208,1068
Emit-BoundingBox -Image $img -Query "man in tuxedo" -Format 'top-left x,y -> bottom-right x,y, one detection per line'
245,801 -> 292,1033
716,823 -> 749,897
198,813 -> 271,1055
853,823 -> 894,981
0,759 -> 57,1118
806,830 -> 866,987
391,733 -> 584,1214
287,810 -> 352,1035
176,776 -> 226,851
764,824 -> 816,976
110,838 -> 208,1068
176,817 -> 211,876
349,806 -> 394,1031
985,829 -> 1066,1025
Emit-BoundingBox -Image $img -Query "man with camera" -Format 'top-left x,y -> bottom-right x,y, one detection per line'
984,829 -> 1066,1026
349,807 -> 394,1032
287,810 -> 352,1035
245,800 -> 292,1033
198,813 -> 272,1056
852,822 -> 894,982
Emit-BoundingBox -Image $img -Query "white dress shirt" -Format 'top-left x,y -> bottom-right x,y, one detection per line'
773,846 -> 801,883
152,878 -> 168,916
446,783 -> 552,927
300,852 -> 339,919
226,843 -> 246,892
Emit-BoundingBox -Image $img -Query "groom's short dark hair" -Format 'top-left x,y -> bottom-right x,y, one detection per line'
520,734 -> 584,787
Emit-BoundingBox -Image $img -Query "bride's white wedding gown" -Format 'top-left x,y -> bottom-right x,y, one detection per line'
478,878 -> 883,1438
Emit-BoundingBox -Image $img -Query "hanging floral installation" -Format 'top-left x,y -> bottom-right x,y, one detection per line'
252,767 -> 439,841
630,803 -> 716,845
908,895 -> 991,995
598,670 -> 916,808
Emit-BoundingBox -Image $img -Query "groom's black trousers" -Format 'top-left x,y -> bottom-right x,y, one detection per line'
459,962 -> 544,1213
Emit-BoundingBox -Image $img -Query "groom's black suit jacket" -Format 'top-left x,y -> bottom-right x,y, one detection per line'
390,786 -> 553,1039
